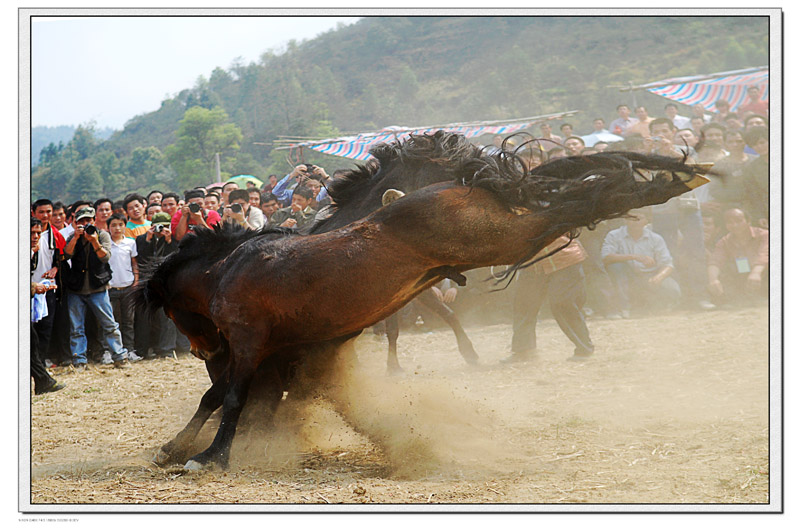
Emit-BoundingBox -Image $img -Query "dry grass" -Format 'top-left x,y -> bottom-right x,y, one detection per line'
29,305 -> 770,506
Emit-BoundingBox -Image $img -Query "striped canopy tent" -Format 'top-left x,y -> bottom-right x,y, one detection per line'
278,111 -> 579,161
627,66 -> 768,113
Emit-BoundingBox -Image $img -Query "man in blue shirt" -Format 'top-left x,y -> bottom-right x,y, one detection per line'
601,209 -> 681,317
272,163 -> 332,207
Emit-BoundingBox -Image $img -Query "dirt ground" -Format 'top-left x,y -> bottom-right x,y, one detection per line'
28,304 -> 771,508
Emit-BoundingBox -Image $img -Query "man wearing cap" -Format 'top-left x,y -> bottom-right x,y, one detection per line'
135,212 -> 181,359
172,189 -> 222,241
62,207 -> 129,369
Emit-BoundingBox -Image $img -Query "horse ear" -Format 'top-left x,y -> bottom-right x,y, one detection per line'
382,189 -> 405,206
511,206 -> 532,216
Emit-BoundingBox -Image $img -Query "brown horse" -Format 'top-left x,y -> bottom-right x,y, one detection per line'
139,147 -> 709,471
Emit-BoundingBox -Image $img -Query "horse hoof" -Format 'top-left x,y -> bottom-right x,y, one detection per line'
153,448 -> 171,466
184,459 -> 206,471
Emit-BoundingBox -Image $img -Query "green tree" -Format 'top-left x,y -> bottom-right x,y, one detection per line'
31,157 -> 73,200
165,106 -> 243,189
66,124 -> 98,161
127,146 -> 165,187
66,159 -> 103,202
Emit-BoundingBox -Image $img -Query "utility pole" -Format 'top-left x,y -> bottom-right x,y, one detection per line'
215,152 -> 221,183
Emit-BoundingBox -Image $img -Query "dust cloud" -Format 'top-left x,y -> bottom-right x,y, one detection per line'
231,341 -> 511,479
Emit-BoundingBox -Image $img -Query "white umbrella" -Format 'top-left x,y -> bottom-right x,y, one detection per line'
582,131 -> 624,147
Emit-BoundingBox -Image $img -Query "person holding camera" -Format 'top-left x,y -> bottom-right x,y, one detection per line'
62,207 -> 129,370
267,185 -> 317,230
171,189 -> 222,241
222,189 -> 265,230
135,212 -> 183,359
271,163 -> 330,207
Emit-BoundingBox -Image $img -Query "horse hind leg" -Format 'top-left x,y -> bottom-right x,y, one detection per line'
416,289 -> 479,365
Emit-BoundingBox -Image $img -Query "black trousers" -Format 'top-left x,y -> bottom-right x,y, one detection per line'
511,263 -> 594,355
33,290 -> 56,362
47,292 -> 72,365
31,323 -> 54,391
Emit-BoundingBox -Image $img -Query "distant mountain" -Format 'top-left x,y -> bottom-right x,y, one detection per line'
31,16 -> 768,203
31,125 -> 115,166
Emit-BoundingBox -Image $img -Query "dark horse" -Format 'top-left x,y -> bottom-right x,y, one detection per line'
305,132 -> 488,372
137,136 -> 709,471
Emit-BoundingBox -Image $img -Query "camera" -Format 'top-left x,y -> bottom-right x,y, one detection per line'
304,164 -> 317,174
84,225 -> 97,235
154,224 -> 165,233
230,203 -> 243,214
188,203 -> 201,214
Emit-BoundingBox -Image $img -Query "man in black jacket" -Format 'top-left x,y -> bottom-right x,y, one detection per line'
134,212 -> 181,359
63,207 -> 128,369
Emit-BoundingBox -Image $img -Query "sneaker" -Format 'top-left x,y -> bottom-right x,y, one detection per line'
157,350 -> 176,360
34,379 -> 66,395
44,359 -> 55,368
100,351 -> 113,365
127,350 -> 144,362
113,359 -> 131,369
698,300 -> 716,311
500,351 -> 534,364
72,363 -> 88,372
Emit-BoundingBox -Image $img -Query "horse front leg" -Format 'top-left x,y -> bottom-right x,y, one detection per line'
384,313 -> 403,375
184,347 -> 267,471
416,289 -> 479,365
153,364 -> 229,466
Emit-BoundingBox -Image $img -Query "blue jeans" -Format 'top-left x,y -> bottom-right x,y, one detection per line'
68,290 -> 126,365
606,262 -> 681,311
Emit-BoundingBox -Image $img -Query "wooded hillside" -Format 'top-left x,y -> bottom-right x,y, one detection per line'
31,16 -> 768,203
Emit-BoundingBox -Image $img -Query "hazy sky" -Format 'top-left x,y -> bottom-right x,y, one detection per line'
31,16 -> 361,129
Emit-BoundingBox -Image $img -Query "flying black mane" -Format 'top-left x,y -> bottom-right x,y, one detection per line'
133,222 -> 295,312
319,131 -> 706,283
325,131 -> 484,209
460,149 -> 708,281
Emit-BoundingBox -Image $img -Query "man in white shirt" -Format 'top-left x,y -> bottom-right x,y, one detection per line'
664,103 -> 692,130
31,198 -> 67,365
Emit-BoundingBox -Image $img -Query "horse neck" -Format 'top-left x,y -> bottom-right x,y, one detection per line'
368,184 -> 552,269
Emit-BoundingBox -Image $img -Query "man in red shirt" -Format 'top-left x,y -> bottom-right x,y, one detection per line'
708,208 -> 768,303
738,86 -> 769,118
172,189 -> 222,241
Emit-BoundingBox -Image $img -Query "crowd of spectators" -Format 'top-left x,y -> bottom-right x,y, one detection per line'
491,87 -> 769,336
30,87 -> 770,384
29,163 -> 338,387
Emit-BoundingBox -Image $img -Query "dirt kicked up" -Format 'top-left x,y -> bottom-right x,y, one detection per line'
28,305 -> 770,507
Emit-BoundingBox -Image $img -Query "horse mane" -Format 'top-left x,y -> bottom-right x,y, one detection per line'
318,131 -> 707,286
460,150 -> 708,284
133,222 -> 295,312
326,130 -> 484,208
